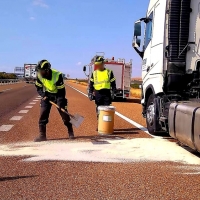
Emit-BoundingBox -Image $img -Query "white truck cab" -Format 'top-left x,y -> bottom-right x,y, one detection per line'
132,0 -> 200,152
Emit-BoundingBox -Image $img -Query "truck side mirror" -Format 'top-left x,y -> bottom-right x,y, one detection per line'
132,21 -> 141,48
134,21 -> 141,37
132,38 -> 141,48
83,66 -> 86,72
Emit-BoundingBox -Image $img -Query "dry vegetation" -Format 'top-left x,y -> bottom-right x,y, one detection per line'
68,80 -> 141,99
130,88 -> 141,99
0,73 -> 17,79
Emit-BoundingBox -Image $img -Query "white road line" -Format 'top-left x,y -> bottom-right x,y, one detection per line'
1,88 -> 12,93
36,98 -> 41,100
0,125 -> 14,131
33,100 -> 39,101
25,106 -> 33,109
29,102 -> 36,105
66,84 -> 164,139
19,110 -> 29,114
10,116 -> 23,120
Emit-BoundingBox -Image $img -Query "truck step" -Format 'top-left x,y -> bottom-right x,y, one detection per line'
159,117 -> 167,122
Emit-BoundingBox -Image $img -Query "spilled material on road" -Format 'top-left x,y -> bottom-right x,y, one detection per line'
0,138 -> 200,165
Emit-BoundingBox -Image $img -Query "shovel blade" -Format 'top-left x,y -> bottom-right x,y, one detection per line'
70,114 -> 84,128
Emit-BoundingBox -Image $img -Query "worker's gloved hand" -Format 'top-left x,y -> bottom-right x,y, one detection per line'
57,97 -> 68,109
42,96 -> 49,102
88,93 -> 93,101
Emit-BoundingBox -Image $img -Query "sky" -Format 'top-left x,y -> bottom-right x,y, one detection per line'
0,0 -> 149,78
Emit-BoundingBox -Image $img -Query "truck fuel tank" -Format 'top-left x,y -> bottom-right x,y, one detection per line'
169,102 -> 200,152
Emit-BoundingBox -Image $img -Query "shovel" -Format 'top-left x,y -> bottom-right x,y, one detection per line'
49,101 -> 84,128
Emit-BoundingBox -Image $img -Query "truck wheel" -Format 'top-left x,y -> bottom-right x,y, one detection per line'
146,94 -> 156,134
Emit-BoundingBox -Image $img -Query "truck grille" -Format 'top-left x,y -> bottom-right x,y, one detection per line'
168,0 -> 191,63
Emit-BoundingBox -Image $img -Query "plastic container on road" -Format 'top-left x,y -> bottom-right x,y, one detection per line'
98,106 -> 115,135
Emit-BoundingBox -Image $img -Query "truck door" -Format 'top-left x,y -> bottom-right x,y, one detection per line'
149,2 -> 165,86
142,12 -> 153,82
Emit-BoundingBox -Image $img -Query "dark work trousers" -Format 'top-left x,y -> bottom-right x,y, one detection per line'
95,89 -> 112,120
39,97 -> 73,133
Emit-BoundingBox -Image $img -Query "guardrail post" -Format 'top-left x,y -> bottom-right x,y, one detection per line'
0,79 -> 20,85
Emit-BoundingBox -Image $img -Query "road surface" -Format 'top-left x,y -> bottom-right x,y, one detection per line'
0,81 -> 200,200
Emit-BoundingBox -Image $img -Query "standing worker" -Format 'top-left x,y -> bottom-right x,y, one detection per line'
88,56 -> 116,130
34,59 -> 74,142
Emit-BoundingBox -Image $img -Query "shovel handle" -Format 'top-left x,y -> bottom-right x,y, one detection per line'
49,101 -> 73,118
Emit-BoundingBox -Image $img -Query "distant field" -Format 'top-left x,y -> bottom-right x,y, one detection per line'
69,79 -> 141,88
67,79 -> 141,99
130,88 -> 141,99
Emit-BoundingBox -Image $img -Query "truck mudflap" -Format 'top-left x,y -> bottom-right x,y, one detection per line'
169,102 -> 200,152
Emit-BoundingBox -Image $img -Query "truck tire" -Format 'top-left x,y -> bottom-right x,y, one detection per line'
146,94 -> 156,134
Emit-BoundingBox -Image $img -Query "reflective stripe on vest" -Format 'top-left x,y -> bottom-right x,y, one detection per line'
93,69 -> 111,90
38,69 -> 61,93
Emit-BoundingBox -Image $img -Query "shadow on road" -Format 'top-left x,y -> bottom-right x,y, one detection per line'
113,98 -> 141,104
125,99 -> 141,104
48,129 -> 140,142
113,128 -> 139,136
176,143 -> 200,158
114,128 -> 140,132
49,135 -> 126,141
0,175 -> 38,182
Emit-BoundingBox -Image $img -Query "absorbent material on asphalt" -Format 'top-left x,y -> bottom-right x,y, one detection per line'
0,138 -> 200,165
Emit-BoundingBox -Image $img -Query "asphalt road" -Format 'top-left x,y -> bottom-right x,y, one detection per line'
0,82 -> 200,200
0,83 -> 37,123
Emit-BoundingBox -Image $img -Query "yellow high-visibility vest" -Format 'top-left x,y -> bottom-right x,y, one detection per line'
37,69 -> 61,93
93,69 -> 112,90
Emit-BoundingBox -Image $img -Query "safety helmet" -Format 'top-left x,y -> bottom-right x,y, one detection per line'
36,59 -> 51,71
94,56 -> 104,65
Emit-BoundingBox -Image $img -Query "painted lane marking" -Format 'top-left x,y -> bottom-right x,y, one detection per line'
36,98 -> 41,100
19,110 -> 29,114
66,84 -> 166,139
0,88 -> 12,93
33,100 -> 39,101
29,102 -> 36,105
0,125 -> 14,131
10,116 -> 23,121
25,106 -> 33,109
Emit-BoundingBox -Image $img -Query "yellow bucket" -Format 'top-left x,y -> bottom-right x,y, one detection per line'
98,106 -> 115,135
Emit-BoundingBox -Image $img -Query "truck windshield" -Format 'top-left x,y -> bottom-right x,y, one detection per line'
144,12 -> 153,49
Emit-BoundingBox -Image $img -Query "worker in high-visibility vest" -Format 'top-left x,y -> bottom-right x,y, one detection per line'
34,59 -> 74,142
88,56 -> 116,130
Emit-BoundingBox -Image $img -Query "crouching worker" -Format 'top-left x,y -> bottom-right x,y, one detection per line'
34,59 -> 74,142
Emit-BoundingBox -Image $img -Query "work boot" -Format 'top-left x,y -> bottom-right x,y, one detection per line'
67,123 -> 75,140
34,125 -> 47,142
68,131 -> 75,140
34,135 -> 46,142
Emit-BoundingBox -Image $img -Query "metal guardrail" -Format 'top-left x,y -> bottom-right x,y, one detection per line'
0,79 -> 20,85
